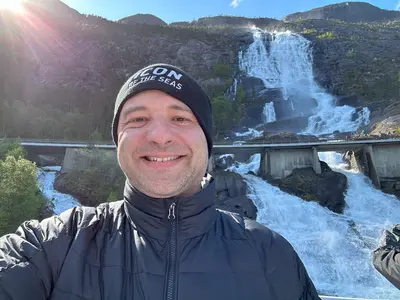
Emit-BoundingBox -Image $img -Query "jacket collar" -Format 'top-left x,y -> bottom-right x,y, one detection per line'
123,175 -> 217,241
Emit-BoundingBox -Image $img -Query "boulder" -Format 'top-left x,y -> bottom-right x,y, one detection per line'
257,88 -> 283,102
336,95 -> 360,107
54,170 -> 122,207
40,200 -> 55,219
215,155 -> 236,170
55,148 -> 125,206
36,154 -> 63,167
272,161 -> 348,214
241,77 -> 266,99
381,178 -> 400,199
260,116 -> 313,134
370,114 -> 400,136
214,171 -> 257,220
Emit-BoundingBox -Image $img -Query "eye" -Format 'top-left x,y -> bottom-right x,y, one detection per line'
131,117 -> 146,123
173,116 -> 191,123
124,117 -> 148,126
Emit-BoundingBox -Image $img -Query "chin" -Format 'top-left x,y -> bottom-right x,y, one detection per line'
146,189 -> 182,199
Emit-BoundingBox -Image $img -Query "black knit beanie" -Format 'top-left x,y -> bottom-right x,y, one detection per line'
112,63 -> 213,157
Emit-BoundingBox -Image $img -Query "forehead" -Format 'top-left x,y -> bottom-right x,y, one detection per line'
121,90 -> 193,114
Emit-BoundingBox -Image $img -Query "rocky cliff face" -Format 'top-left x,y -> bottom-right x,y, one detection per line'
284,2 -> 400,22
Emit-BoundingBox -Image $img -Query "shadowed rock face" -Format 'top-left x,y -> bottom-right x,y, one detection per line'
271,161 -> 348,214
212,170 -> 258,220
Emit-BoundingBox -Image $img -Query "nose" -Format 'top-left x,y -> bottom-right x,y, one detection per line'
146,119 -> 174,146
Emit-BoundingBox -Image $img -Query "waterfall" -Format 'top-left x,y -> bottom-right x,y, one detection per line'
37,166 -> 79,214
263,102 -> 276,123
227,153 -> 400,299
238,29 -> 370,135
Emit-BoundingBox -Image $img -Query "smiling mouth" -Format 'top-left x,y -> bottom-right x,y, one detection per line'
143,156 -> 184,162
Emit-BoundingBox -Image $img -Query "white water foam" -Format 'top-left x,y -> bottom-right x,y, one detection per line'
238,30 -> 370,135
227,153 -> 400,299
263,102 -> 276,123
37,166 -> 80,215
234,127 -> 263,138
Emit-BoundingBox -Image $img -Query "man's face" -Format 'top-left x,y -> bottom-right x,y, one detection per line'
117,90 -> 209,198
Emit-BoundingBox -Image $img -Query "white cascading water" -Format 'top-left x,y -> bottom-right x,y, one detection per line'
263,102 -> 276,123
37,166 -> 79,214
234,127 -> 263,139
238,29 -> 371,135
228,153 -> 400,299
225,78 -> 238,101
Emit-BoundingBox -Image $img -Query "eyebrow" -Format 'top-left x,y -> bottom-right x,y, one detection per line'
121,106 -> 147,121
121,104 -> 192,121
168,104 -> 192,113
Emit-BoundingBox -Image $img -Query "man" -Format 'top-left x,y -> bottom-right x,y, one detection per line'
373,224 -> 400,289
0,63 -> 320,299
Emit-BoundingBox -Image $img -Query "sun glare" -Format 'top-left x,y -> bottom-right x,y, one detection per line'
0,0 -> 25,14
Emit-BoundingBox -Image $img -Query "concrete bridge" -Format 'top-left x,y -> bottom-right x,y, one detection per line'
19,138 -> 400,189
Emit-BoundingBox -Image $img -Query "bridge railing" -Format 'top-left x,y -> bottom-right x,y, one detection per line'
7,135 -> 400,146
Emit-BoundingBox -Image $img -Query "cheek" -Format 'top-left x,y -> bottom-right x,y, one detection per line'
118,129 -> 140,157
119,127 -> 137,142
186,129 -> 208,153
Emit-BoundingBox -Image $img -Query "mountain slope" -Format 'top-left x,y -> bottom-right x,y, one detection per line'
119,14 -> 167,26
284,2 -> 400,22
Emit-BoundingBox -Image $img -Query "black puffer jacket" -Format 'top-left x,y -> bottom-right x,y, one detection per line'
0,179 -> 320,300
373,225 -> 400,290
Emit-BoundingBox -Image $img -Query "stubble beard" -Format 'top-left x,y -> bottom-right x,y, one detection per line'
125,159 -> 204,198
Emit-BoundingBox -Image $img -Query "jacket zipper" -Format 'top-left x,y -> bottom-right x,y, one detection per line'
166,202 -> 177,300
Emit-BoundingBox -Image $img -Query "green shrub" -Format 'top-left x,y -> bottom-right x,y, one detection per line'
0,139 -> 27,160
346,49 -> 355,58
0,156 -> 46,236
211,96 -> 235,135
236,84 -> 246,103
316,31 -> 338,40
303,28 -> 318,34
214,62 -> 234,79
89,128 -> 104,142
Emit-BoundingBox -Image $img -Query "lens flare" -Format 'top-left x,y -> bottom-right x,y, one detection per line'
0,0 -> 25,14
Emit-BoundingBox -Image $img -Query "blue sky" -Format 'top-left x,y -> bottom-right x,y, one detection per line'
60,0 -> 400,23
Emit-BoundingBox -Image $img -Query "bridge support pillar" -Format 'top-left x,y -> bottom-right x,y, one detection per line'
349,146 -> 380,189
364,145 -> 380,189
260,149 -> 270,179
260,148 -> 317,179
312,147 -> 322,175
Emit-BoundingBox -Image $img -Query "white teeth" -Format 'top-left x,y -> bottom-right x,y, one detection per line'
146,156 -> 180,162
